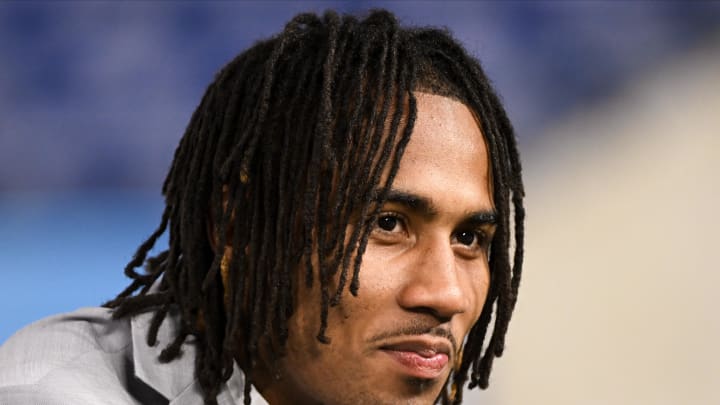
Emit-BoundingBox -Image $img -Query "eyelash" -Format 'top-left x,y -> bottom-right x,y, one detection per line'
373,212 -> 491,252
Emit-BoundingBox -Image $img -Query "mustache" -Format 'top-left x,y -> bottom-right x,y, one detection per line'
367,318 -> 458,355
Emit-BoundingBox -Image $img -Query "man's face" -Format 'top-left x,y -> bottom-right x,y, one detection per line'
254,92 -> 495,405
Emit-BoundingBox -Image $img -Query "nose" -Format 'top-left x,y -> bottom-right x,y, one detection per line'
396,238 -> 468,320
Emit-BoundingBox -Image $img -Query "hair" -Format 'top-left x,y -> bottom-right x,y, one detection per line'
105,9 -> 524,405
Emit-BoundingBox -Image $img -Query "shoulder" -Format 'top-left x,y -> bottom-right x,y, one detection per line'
0,307 -> 132,389
0,383 -> 74,405
0,383 -> 119,405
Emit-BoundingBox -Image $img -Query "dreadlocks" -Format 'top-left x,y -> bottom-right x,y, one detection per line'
104,9 -> 524,405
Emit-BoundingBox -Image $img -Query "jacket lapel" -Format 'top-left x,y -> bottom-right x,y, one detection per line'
130,308 -> 250,404
131,308 -> 196,400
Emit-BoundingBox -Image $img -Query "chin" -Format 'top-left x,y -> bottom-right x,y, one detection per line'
377,377 -> 447,405
304,378 -> 446,405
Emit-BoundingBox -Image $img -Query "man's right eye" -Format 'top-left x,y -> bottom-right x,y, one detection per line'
373,213 -> 408,237
370,213 -> 410,245
377,215 -> 399,232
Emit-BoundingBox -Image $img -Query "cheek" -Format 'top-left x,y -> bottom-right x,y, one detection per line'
460,265 -> 491,328
284,267 -> 326,354
352,246 -> 404,300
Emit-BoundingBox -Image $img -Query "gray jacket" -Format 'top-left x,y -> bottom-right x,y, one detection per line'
0,307 -> 266,405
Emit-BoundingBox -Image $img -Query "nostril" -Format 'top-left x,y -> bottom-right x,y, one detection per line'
397,280 -> 467,320
403,306 -> 453,324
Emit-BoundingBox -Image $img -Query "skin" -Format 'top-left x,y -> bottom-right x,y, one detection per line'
252,92 -> 495,405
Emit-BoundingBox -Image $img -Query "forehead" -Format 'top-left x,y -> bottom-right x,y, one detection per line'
391,92 -> 492,210
409,92 -> 486,158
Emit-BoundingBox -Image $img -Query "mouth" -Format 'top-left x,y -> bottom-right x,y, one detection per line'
379,338 -> 452,380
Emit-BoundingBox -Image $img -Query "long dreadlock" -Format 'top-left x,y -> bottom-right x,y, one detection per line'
104,9 -> 525,405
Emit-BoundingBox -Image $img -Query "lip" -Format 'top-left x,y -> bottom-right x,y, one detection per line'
379,338 -> 452,379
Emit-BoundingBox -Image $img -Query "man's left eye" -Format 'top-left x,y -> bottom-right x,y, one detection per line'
456,230 -> 477,246
453,230 -> 486,250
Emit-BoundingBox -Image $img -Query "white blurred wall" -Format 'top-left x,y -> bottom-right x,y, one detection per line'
467,36 -> 720,405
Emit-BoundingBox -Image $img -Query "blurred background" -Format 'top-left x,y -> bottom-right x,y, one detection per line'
1,1 -> 719,404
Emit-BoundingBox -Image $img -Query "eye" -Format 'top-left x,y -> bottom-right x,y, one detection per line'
370,212 -> 409,241
456,230 -> 478,246
377,215 -> 399,232
452,229 -> 488,253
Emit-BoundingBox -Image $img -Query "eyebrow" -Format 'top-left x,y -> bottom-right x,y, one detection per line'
382,189 -> 438,218
379,189 -> 497,224
464,211 -> 498,227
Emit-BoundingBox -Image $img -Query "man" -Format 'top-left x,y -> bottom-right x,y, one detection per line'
0,9 -> 524,405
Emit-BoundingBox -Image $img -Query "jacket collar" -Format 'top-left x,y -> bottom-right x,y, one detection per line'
130,309 -> 248,405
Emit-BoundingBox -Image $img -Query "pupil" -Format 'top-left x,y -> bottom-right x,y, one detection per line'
378,216 -> 396,231
457,231 -> 475,245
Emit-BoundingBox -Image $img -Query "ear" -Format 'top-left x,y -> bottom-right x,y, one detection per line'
206,186 -> 235,310
206,212 -> 220,251
206,185 -> 234,252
